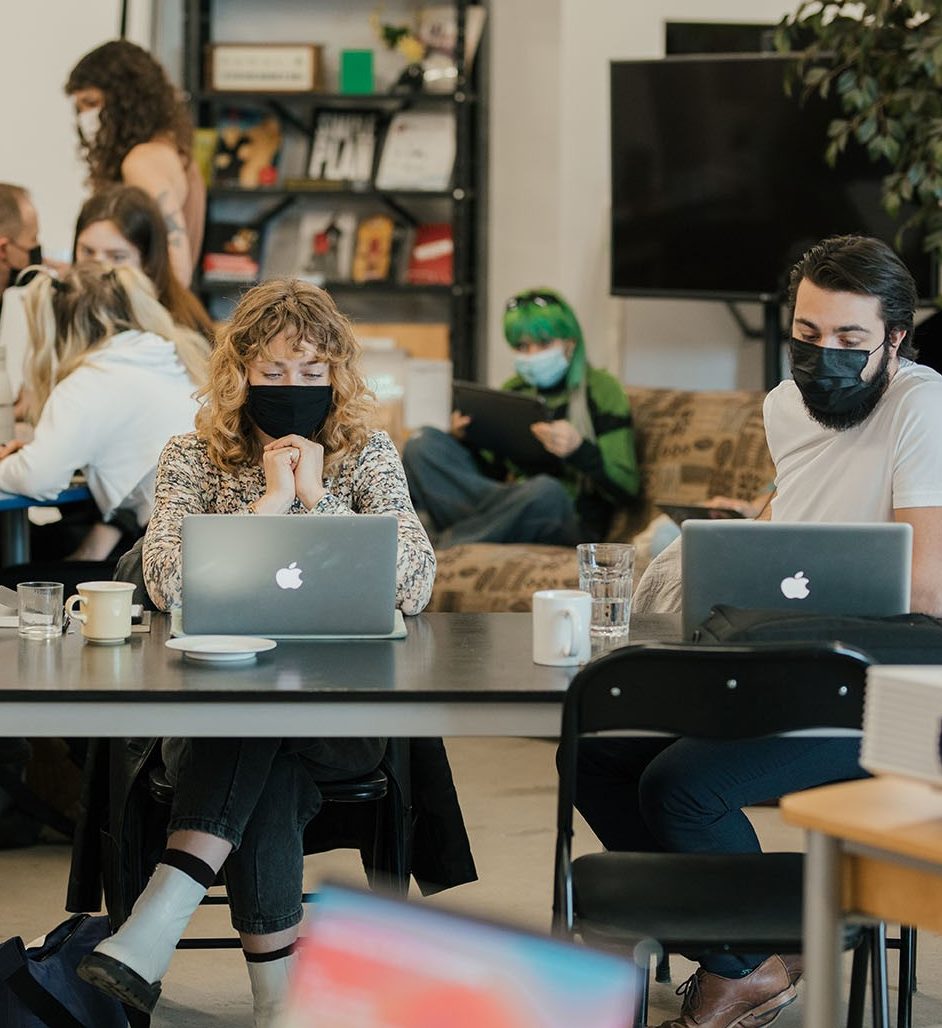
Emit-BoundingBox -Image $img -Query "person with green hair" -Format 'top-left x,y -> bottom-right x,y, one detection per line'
402,288 -> 640,547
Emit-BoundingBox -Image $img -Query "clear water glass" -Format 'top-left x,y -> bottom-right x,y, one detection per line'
17,581 -> 64,640
577,543 -> 635,639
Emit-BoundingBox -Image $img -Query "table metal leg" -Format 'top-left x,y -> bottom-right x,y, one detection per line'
0,509 -> 29,567
804,830 -> 843,1027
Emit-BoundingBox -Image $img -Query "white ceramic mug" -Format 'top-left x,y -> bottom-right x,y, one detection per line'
65,581 -> 135,645
532,589 -> 592,666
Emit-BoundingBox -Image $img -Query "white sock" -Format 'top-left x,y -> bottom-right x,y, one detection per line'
246,953 -> 295,1028
94,862 -> 208,984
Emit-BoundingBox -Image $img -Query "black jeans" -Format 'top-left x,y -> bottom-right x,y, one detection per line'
573,736 -> 868,977
163,737 -> 384,934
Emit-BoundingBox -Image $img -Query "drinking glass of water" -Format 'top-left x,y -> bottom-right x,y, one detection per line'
17,581 -> 64,641
577,543 -> 634,640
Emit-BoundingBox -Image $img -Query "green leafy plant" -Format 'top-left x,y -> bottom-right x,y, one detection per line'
776,1 -> 942,258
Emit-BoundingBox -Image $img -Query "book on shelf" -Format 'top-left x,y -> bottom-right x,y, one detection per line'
211,108 -> 283,188
192,127 -> 218,188
406,223 -> 453,285
307,110 -> 379,187
418,4 -> 487,71
294,210 -> 357,284
202,222 -> 261,281
374,110 -> 455,191
351,214 -> 404,283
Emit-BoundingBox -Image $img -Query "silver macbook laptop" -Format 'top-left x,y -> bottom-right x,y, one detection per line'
681,521 -> 913,640
182,514 -> 398,637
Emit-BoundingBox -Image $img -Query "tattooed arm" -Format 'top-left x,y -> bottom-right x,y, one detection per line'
121,141 -> 194,285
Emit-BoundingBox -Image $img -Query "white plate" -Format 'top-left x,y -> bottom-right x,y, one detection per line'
165,635 -> 277,663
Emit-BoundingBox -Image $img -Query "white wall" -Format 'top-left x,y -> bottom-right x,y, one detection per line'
488,0 -> 793,390
0,1 -> 153,258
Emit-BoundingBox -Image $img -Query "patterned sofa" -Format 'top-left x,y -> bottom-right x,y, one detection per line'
426,385 -> 777,612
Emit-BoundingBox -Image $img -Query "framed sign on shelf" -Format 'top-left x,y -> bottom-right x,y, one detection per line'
205,44 -> 324,93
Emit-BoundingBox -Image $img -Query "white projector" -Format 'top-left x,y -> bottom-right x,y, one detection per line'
861,666 -> 942,785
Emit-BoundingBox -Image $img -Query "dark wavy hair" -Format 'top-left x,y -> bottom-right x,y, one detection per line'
73,186 -> 213,339
65,40 -> 193,189
787,235 -> 919,360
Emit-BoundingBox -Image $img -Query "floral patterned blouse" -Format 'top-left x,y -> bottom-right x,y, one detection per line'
142,429 -> 436,614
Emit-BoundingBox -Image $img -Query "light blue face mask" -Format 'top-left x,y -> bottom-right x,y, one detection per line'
514,344 -> 569,389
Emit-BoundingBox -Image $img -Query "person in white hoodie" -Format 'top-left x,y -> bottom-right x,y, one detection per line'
0,262 -> 209,584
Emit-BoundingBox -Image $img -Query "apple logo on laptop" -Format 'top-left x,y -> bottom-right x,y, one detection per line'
275,561 -> 303,590
780,571 -> 810,600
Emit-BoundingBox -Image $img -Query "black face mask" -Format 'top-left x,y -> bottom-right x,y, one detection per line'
789,336 -> 890,429
246,385 -> 333,440
5,244 -> 42,289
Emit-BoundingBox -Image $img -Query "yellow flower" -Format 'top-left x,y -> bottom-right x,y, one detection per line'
397,35 -> 425,64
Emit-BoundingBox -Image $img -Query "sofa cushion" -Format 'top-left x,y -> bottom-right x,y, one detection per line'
429,543 -> 578,613
620,385 -> 776,535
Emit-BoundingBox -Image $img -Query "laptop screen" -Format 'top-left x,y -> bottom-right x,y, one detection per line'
280,883 -> 639,1027
681,521 -> 913,639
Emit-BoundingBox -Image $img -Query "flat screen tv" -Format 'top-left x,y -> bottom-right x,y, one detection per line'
610,55 -> 936,300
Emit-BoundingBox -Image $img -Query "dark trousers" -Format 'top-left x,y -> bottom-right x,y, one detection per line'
573,735 -> 868,976
402,427 -> 582,548
163,737 -> 384,934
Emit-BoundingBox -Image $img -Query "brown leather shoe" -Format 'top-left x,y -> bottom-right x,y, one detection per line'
654,955 -> 797,1028
780,952 -> 803,986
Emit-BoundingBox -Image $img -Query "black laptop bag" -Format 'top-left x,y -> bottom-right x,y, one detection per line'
694,604 -> 942,665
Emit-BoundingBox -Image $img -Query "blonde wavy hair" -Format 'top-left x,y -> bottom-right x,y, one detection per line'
195,279 -> 376,475
23,263 -> 210,423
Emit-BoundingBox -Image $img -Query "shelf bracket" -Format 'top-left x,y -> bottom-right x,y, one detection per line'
725,301 -> 763,340
265,99 -> 310,137
373,193 -> 419,227
248,195 -> 297,231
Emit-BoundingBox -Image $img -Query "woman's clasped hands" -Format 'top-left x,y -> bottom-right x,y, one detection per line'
254,434 -> 326,514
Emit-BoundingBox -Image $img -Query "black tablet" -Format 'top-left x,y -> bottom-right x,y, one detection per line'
657,501 -> 746,526
452,381 -> 560,471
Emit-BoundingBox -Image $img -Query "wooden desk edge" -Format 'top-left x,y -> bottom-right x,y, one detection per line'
782,776 -> 942,866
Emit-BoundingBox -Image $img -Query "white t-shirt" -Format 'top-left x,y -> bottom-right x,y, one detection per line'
764,359 -> 942,522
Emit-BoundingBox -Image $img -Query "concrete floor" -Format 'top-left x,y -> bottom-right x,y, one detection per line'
3,737 -> 942,1026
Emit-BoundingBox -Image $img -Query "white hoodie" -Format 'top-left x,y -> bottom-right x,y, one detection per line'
0,329 -> 200,524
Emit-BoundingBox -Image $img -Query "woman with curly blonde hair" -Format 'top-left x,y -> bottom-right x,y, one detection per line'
80,279 -> 435,1024
66,39 -> 204,285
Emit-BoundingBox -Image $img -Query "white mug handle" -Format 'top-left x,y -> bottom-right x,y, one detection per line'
65,594 -> 87,625
560,607 -> 582,658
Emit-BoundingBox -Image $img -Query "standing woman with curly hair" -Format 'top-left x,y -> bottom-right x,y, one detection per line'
66,40 -> 204,285
78,279 -> 435,1025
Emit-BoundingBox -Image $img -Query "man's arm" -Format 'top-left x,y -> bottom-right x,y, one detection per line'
895,506 -> 942,616
756,490 -> 776,521
121,143 -> 193,285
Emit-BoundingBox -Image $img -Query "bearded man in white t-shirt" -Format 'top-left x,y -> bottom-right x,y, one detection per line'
764,233 -> 942,616
573,236 -> 942,1028
634,234 -> 942,621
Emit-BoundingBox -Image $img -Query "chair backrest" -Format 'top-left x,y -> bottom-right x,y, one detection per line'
556,641 -> 872,840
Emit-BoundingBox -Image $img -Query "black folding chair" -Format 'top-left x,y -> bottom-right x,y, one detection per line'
554,642 -> 892,1028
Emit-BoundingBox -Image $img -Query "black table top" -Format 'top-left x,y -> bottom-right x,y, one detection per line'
0,612 -> 682,705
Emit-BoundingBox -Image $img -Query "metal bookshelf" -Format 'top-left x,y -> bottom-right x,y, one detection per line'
183,0 -> 487,380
